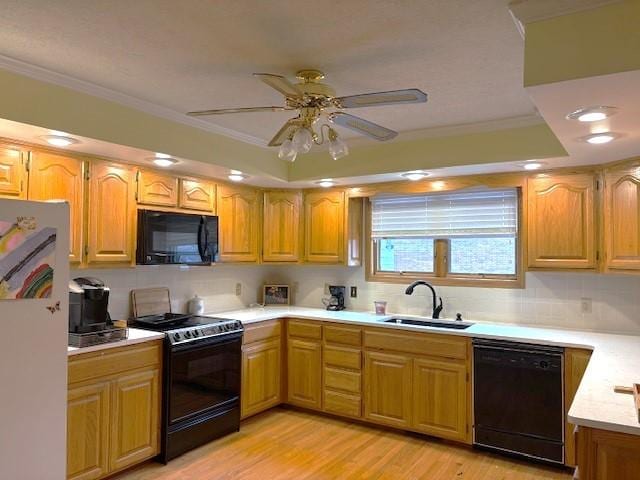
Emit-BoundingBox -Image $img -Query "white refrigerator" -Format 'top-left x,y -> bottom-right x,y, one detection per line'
0,199 -> 69,480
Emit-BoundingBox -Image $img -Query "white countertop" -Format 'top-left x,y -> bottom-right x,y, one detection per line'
211,306 -> 640,436
67,328 -> 164,356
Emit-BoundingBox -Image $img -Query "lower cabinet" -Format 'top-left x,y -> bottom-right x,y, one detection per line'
241,338 -> 281,418
565,348 -> 593,467
363,351 -> 412,428
577,427 -> 640,480
67,342 -> 162,480
287,338 -> 322,409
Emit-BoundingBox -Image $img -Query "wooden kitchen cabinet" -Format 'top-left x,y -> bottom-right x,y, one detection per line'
527,173 -> 597,269
67,382 -> 111,480
304,190 -> 345,263
287,336 -> 322,410
87,160 -> 137,265
241,338 -> 281,418
411,357 -> 469,443
323,324 -> 362,419
137,170 -> 178,207
565,348 -> 592,467
109,369 -> 160,472
603,166 -> 640,271
28,151 -> 86,263
67,341 -> 162,480
363,351 -> 412,428
179,178 -> 215,212
217,184 -> 260,262
263,190 -> 301,262
0,143 -> 26,198
577,426 -> 640,480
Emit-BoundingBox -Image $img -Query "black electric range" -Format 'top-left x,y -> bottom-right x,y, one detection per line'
131,313 -> 244,462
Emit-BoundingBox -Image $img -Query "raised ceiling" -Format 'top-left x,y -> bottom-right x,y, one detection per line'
0,0 -> 536,146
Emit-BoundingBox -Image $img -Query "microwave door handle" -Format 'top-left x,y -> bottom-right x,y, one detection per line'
197,218 -> 206,260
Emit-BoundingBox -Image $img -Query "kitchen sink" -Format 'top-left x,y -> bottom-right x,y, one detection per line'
384,317 -> 474,330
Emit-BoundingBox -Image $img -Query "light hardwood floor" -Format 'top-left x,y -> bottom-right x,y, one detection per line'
113,408 -> 572,480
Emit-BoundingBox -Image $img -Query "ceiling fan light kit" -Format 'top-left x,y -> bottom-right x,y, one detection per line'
187,69 -> 427,162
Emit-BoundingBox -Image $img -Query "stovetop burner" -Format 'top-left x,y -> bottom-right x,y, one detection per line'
132,313 -> 243,345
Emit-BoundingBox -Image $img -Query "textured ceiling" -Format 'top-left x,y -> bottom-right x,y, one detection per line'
0,0 -> 536,144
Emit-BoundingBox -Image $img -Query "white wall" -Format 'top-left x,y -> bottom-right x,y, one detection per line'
74,265 -> 640,335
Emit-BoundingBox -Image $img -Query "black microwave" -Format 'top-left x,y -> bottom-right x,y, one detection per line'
137,210 -> 218,265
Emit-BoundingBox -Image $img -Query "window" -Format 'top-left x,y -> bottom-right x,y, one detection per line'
369,188 -> 520,287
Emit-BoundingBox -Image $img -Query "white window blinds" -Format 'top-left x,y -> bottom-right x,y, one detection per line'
371,188 -> 518,239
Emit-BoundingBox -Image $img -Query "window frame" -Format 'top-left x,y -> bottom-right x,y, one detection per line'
365,187 -> 524,289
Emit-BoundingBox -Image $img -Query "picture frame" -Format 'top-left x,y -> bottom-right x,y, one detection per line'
263,284 -> 290,306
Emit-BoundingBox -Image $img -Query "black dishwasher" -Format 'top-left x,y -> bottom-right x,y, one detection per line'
473,339 -> 564,464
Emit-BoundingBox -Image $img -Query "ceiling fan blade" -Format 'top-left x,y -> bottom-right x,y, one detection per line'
268,118 -> 301,147
187,106 -> 290,116
335,88 -> 427,109
329,112 -> 398,141
254,73 -> 302,98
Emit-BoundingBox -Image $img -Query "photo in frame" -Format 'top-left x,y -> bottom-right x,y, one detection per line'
263,284 -> 290,306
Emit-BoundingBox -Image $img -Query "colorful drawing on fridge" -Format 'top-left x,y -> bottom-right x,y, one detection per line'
0,216 -> 57,299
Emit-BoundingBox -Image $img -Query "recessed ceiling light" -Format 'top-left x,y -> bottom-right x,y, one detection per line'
228,172 -> 247,182
40,135 -> 79,147
316,179 -> 334,188
401,170 -> 430,181
566,106 -> 617,122
155,152 -> 171,159
583,132 -> 618,145
522,161 -> 546,171
153,157 -> 178,167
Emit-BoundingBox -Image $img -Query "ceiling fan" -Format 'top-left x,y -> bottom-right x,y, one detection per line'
187,69 -> 428,162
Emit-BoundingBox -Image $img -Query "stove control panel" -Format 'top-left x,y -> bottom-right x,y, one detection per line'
167,319 -> 244,345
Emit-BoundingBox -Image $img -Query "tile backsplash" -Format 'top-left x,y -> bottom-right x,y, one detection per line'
72,265 -> 640,335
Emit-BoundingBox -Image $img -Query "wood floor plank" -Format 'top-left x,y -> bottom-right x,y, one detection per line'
112,408 -> 572,480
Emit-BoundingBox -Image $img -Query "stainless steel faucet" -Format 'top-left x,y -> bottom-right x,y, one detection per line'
405,280 -> 443,319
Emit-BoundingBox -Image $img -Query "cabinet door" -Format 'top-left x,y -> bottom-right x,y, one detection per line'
28,152 -> 85,263
565,348 -> 592,467
287,338 -> 322,410
67,382 -> 110,480
179,178 -> 215,212
527,173 -> 597,269
0,144 -> 25,198
411,358 -> 469,443
263,190 -> 301,262
304,190 -> 345,263
242,339 -> 281,418
216,184 -> 260,262
137,170 -> 178,207
87,161 -> 137,264
604,170 -> 640,270
363,351 -> 412,428
110,369 -> 160,472
578,427 -> 640,480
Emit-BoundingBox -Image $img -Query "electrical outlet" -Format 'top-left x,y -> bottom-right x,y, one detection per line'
580,297 -> 592,314
235,283 -> 242,296
350,286 -> 357,298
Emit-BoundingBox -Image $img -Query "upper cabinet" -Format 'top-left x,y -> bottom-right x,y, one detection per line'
304,190 -> 345,263
87,161 -> 137,265
263,190 -> 301,262
527,173 -> 597,270
0,143 -> 26,199
603,165 -> 640,271
179,178 -> 215,212
137,170 -> 178,207
28,152 -> 86,263
217,184 -> 260,262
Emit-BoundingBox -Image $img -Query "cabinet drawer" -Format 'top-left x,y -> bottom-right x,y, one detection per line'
288,319 -> 322,339
324,390 -> 361,418
324,367 -> 361,394
243,320 -> 281,344
68,342 -> 162,384
324,324 -> 361,346
364,329 -> 468,360
324,346 -> 361,370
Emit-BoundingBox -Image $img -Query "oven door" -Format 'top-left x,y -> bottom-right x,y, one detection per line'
167,334 -> 241,425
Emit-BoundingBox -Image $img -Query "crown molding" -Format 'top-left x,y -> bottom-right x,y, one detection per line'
0,54 -> 270,148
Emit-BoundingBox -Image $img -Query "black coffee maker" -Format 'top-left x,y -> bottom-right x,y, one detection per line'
326,285 -> 346,311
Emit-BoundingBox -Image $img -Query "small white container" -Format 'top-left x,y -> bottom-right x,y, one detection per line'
188,294 -> 204,315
